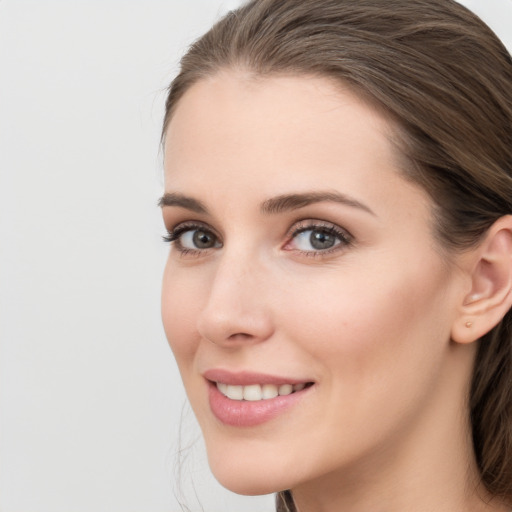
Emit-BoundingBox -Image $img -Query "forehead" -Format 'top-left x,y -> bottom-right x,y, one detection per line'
163,72 -> 425,217
165,72 -> 394,153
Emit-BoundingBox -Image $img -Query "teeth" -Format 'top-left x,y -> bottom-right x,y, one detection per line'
216,382 -> 309,401
226,384 -> 244,400
243,384 -> 262,401
262,384 -> 279,399
278,384 -> 293,396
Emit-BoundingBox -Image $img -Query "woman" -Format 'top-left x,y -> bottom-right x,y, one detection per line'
159,1 -> 512,510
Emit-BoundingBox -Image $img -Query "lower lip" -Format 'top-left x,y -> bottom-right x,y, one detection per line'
208,381 -> 312,427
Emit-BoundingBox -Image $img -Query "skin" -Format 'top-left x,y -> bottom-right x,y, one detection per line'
161,72 -> 508,512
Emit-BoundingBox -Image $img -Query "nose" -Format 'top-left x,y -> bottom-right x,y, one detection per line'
196,251 -> 275,347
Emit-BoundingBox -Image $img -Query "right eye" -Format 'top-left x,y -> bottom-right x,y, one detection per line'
164,224 -> 222,254
179,228 -> 220,250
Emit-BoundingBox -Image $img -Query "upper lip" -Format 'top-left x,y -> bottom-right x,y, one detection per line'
203,368 -> 313,386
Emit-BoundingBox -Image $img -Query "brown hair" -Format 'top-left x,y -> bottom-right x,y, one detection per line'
162,0 -> 512,508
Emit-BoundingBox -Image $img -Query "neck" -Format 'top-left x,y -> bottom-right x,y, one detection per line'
292,431 -> 499,512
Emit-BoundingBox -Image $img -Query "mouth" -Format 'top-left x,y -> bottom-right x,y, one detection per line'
203,369 -> 315,427
215,381 -> 313,401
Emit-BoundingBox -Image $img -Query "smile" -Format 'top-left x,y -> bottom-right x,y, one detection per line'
204,371 -> 315,427
216,382 -> 308,401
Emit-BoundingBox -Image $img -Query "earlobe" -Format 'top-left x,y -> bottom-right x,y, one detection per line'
452,215 -> 512,344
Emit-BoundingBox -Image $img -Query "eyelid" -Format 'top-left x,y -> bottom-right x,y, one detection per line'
164,220 -> 216,237
286,219 -> 353,239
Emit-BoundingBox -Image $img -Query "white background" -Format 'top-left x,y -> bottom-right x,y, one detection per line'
0,1 -> 510,511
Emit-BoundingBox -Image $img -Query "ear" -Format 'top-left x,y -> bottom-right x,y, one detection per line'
452,215 -> 512,344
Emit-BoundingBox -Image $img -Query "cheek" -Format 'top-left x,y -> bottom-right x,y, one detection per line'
161,260 -> 202,370
265,259 -> 457,471
278,255 -> 454,386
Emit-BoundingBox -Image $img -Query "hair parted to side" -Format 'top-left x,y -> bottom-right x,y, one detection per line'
162,0 -> 512,508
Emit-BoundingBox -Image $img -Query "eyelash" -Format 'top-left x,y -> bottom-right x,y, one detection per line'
162,222 -> 219,256
163,220 -> 353,257
286,220 -> 353,257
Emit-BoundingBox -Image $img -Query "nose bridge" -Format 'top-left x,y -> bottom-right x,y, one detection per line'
197,245 -> 273,345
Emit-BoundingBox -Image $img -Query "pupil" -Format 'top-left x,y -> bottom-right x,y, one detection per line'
310,230 -> 335,250
193,230 -> 214,248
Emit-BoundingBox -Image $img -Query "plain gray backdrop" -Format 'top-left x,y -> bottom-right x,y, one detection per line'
0,1 -> 510,511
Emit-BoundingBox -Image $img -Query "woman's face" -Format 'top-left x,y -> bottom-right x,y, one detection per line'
161,73 -> 468,495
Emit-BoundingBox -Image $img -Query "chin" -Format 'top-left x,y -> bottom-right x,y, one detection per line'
212,468 -> 284,496
206,444 -> 294,496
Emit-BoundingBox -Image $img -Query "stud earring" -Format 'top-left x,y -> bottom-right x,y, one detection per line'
465,321 -> 473,328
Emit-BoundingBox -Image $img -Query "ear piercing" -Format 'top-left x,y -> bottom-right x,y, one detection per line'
465,321 -> 473,328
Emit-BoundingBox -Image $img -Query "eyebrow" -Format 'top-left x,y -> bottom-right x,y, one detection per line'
158,192 -> 208,214
260,191 -> 375,216
158,190 -> 375,216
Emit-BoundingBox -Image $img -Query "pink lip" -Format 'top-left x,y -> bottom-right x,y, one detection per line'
203,368 -> 310,386
203,369 -> 314,427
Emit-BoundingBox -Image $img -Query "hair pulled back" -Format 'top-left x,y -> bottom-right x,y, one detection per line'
162,0 -> 512,508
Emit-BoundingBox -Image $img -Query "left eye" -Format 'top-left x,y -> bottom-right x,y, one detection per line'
290,227 -> 344,251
